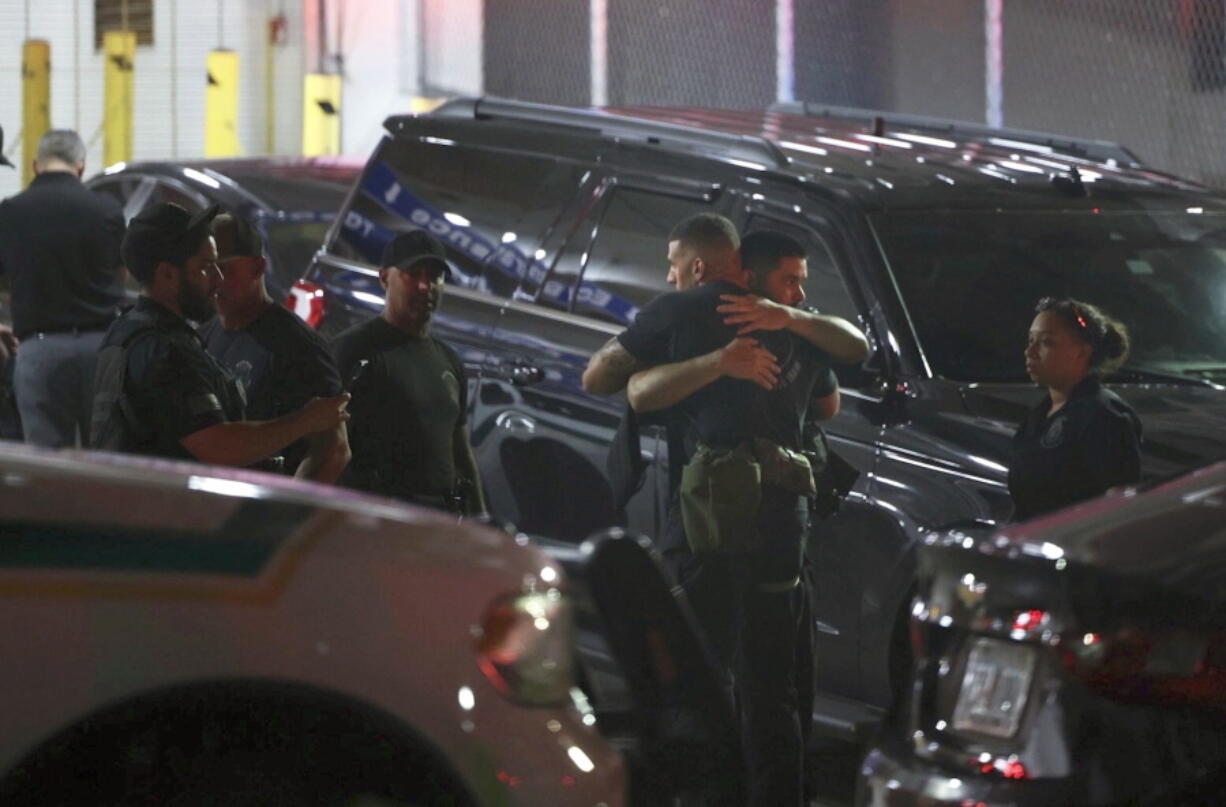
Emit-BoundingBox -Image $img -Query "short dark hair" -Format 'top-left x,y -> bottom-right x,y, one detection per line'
668,213 -> 740,252
740,230 -> 805,288
1035,296 -> 1131,374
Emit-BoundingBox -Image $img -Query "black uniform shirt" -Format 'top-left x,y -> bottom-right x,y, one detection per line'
119,297 -> 246,460
200,305 -> 342,471
332,316 -> 467,500
1009,376 -> 1142,521
0,172 -> 125,338
617,281 -> 836,550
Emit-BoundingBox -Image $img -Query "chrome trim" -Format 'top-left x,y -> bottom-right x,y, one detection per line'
314,252 -> 381,278
839,387 -> 884,403
880,447 -> 1006,488
502,297 -> 623,336
865,217 -> 933,379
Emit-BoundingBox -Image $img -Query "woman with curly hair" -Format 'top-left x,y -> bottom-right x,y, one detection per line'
1009,297 -> 1143,521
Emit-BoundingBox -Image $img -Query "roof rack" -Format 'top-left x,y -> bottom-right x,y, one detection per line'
770,101 -> 1142,167
426,96 -> 790,170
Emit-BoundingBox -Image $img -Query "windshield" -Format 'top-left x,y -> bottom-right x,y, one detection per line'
872,209 -> 1226,382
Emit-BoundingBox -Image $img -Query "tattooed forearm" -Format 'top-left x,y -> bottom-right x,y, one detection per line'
582,337 -> 643,395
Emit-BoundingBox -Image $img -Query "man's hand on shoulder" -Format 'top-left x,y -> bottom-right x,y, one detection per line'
718,337 -> 780,390
718,294 -> 792,334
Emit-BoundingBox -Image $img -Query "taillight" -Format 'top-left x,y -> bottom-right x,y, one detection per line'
476,589 -> 575,705
286,280 -> 326,328
1061,628 -> 1226,708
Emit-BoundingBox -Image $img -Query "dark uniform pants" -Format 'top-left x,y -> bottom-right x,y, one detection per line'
667,485 -> 814,807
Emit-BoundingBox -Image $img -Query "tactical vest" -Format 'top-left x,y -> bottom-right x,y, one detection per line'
89,308 -> 163,453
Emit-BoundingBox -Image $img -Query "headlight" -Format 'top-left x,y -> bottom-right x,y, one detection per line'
475,589 -> 574,705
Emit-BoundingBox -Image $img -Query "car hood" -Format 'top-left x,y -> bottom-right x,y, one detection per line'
960,382 -> 1226,477
920,461 -> 1226,639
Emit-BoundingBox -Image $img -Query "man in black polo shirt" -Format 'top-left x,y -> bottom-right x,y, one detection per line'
332,230 -> 485,514
0,129 -> 124,447
584,227 -> 868,806
200,213 -> 350,482
90,202 -> 350,465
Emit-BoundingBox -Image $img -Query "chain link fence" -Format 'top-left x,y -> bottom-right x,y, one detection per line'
1004,0 -> 1226,186
480,0 -> 1226,187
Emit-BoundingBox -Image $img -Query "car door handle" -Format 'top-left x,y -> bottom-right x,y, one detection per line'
496,411 -> 537,434
507,363 -> 544,387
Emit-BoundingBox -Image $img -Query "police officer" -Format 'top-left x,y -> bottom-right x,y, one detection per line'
200,213 -> 350,482
1010,296 -> 1141,520
584,228 -> 867,806
90,202 -> 350,464
331,230 -> 486,514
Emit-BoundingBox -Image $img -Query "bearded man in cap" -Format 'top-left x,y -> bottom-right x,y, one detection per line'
199,213 -> 349,482
90,202 -> 350,465
331,229 -> 485,515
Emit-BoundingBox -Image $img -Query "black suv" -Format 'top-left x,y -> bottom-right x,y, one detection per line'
302,97 -> 1226,737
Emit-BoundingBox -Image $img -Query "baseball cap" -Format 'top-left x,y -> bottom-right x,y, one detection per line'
212,212 -> 264,259
0,125 -> 13,168
122,202 -> 220,275
380,229 -> 451,278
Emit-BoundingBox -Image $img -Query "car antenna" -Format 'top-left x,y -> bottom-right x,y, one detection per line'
1051,165 -> 1088,197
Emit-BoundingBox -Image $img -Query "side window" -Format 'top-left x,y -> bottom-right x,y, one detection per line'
150,180 -> 208,212
332,138 -> 583,298
743,215 -> 861,326
544,186 -> 720,325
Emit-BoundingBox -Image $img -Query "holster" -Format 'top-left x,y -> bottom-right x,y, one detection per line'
752,438 -> 816,496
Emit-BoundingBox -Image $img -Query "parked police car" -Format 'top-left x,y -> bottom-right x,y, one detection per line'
0,440 -> 740,805
860,460 -> 1226,806
299,97 -> 1226,735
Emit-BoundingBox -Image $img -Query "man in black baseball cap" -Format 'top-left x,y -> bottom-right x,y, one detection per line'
379,228 -> 451,278
90,201 -> 350,467
121,202 -> 222,321
199,212 -> 349,482
331,229 -> 485,515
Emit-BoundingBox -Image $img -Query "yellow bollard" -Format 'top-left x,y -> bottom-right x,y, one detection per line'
205,49 -> 241,157
301,73 -> 341,157
103,31 -> 136,167
22,40 -> 51,187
